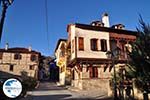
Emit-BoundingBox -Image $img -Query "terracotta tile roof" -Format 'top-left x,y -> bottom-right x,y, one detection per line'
0,47 -> 41,54
55,39 -> 67,52
75,23 -> 137,36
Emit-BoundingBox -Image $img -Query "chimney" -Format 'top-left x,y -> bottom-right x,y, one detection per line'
102,13 -> 110,27
5,43 -> 9,50
28,46 -> 32,52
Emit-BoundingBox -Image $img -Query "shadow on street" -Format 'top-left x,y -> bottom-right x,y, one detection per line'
27,94 -> 113,100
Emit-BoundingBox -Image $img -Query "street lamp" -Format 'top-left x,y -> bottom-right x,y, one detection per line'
125,43 -> 132,53
106,47 -> 121,100
0,0 -> 14,42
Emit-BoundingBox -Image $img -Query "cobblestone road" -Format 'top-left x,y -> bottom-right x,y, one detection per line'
22,81 -> 112,100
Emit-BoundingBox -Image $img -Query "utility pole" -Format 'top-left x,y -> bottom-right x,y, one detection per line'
106,47 -> 121,100
0,0 -> 13,42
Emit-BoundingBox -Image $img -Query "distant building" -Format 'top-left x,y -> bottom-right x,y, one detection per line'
55,39 -> 71,85
38,56 -> 53,81
49,60 -> 59,82
66,13 -> 137,95
0,44 -> 41,79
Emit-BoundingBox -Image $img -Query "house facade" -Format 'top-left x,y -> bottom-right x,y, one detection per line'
55,39 -> 71,85
66,13 -> 137,95
0,45 -> 41,79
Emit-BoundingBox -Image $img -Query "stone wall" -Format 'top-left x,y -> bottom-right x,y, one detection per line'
82,79 -> 109,91
70,63 -> 115,97
65,68 -> 71,85
59,72 -> 65,85
72,78 -> 110,94
0,52 -> 39,79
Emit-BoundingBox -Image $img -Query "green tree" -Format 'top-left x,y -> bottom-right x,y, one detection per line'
128,17 -> 150,99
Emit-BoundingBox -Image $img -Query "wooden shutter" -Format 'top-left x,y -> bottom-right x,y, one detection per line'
91,39 -> 98,51
0,52 -> 3,59
89,67 -> 93,78
104,40 -> 107,51
14,53 -> 18,59
90,39 -> 93,50
95,67 -> 98,78
78,37 -> 84,51
86,66 -> 89,72
14,53 -> 21,60
72,70 -> 75,80
19,54 -> 22,59
96,40 -> 98,50
101,39 -> 107,52
77,64 -> 82,72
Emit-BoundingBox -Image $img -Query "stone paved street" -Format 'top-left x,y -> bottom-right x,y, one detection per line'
21,81 -> 112,100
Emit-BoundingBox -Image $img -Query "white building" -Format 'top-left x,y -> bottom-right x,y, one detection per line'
55,39 -> 71,85
66,13 -> 137,95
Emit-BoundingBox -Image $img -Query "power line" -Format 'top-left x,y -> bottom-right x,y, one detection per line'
45,0 -> 50,55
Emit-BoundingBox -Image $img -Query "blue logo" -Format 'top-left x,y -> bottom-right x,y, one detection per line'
3,78 -> 22,98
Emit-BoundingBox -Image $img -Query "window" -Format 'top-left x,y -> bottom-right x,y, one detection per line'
9,65 -> 14,71
110,40 -> 117,51
78,37 -> 84,51
0,52 -> 3,59
60,43 -> 65,57
29,65 -> 34,70
72,70 -> 75,80
100,39 -> 107,52
30,54 -> 37,61
60,50 -> 65,57
91,39 -> 98,51
89,67 -> 98,78
14,53 -> 22,60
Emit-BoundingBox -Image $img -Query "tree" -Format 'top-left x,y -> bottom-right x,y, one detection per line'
39,55 -> 54,80
128,17 -> 150,99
